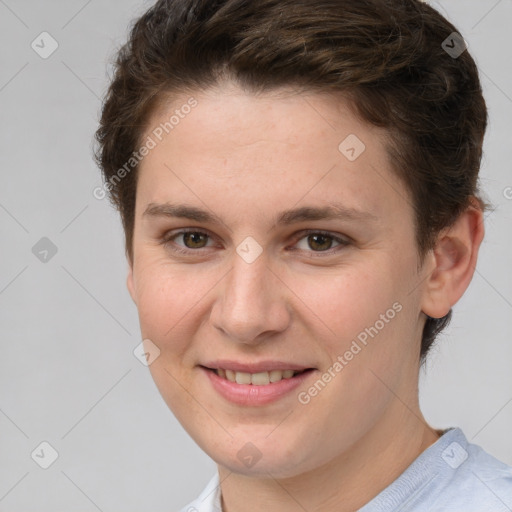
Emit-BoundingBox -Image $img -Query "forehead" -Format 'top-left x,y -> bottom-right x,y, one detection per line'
147,85 -> 377,157
136,85 -> 412,228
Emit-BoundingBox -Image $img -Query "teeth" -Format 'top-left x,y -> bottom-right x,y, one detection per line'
251,372 -> 270,385
269,370 -> 284,382
235,372 -> 252,384
215,368 -> 301,385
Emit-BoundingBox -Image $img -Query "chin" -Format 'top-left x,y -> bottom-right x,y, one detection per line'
201,433 -> 314,478
217,452 -> 307,479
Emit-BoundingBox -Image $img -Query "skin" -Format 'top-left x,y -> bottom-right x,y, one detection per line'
127,81 -> 484,511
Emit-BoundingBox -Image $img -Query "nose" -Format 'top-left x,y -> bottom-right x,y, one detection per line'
209,249 -> 291,345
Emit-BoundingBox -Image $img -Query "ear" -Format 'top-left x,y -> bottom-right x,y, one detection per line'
421,198 -> 485,319
127,259 -> 137,304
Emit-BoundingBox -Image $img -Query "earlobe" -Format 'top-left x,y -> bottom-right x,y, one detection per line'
421,201 -> 485,319
127,264 -> 136,304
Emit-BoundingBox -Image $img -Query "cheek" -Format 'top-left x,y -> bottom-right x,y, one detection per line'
133,262 -> 209,417
290,259 -> 417,406
134,261 -> 200,352
290,263 -> 400,348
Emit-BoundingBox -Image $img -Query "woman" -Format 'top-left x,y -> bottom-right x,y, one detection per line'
95,0 -> 512,510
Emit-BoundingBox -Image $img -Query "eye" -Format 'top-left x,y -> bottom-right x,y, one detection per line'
161,229 -> 350,256
162,229 -> 213,254
291,230 -> 350,254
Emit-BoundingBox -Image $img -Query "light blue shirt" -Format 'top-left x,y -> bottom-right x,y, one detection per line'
179,428 -> 512,511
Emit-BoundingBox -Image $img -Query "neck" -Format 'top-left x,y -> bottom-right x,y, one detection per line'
218,408 -> 440,512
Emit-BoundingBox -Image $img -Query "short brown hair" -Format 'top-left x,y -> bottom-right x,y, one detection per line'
94,0 -> 488,361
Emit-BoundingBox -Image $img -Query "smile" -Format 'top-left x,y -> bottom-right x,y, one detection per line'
214,368 -> 306,385
201,365 -> 316,406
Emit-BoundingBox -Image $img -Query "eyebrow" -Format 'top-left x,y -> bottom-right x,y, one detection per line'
143,202 -> 378,230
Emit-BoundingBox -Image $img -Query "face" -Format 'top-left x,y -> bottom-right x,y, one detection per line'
127,82 -> 430,478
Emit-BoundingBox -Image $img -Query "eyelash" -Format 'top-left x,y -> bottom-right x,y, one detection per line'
161,228 -> 351,256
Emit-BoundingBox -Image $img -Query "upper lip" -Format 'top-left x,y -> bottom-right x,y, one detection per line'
201,360 -> 314,373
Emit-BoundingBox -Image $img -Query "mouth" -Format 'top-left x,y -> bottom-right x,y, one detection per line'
200,364 -> 316,406
202,366 -> 313,386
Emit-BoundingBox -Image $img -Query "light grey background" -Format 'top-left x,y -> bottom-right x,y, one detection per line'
0,1 -> 510,511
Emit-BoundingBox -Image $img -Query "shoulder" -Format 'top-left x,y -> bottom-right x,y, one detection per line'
433,429 -> 512,511
360,427 -> 512,512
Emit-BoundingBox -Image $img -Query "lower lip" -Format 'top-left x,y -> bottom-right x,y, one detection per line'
201,367 -> 315,406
